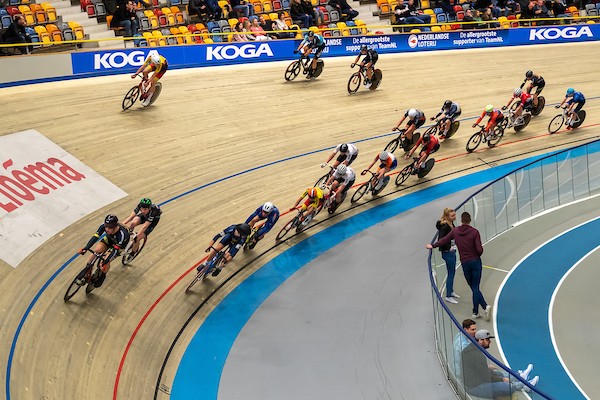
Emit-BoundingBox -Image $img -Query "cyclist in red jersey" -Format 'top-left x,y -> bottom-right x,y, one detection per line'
405,133 -> 439,174
502,88 -> 533,121
473,104 -> 504,138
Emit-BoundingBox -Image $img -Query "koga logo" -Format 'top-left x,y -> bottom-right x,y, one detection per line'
529,26 -> 593,41
206,43 -> 274,61
94,50 -> 159,70
408,34 -> 418,48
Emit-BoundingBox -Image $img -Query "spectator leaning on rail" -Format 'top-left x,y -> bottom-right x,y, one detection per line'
462,330 -> 539,397
427,212 -> 492,321
435,208 -> 461,304
110,1 -> 139,38
1,15 -> 32,55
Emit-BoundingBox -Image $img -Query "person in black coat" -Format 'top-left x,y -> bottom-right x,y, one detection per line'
110,1 -> 139,37
1,15 -> 32,54
328,0 -> 358,20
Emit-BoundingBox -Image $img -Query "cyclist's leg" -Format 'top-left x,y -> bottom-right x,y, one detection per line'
127,215 -> 143,231
443,118 -> 451,136
365,61 -> 373,81
135,219 -> 157,252
515,104 -> 523,118
88,240 -> 108,264
346,153 -> 358,166
405,123 -> 415,141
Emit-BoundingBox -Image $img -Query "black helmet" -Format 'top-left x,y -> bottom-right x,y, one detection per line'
360,45 -> 368,52
236,223 -> 251,236
307,30 -> 315,38
443,100 -> 452,109
422,133 -> 431,143
340,143 -> 349,153
104,214 -> 118,227
526,70 -> 533,79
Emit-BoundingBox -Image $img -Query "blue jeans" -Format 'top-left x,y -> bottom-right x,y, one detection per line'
234,4 -> 253,17
442,250 -> 456,296
405,15 -> 430,24
467,381 -> 523,398
119,19 -> 139,37
462,258 -> 487,314
295,13 -> 313,28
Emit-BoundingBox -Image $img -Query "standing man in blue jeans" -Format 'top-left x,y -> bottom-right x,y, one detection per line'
427,212 -> 492,321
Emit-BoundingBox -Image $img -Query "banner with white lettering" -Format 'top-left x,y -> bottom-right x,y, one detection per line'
0,130 -> 127,267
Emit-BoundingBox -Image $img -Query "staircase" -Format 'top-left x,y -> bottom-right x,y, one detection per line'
43,0 -> 123,47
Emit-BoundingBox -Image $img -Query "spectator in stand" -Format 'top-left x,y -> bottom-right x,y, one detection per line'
476,0 -> 501,17
250,17 -> 272,40
222,3 -> 233,18
435,208 -> 460,304
206,0 -> 222,19
0,15 -> 32,55
453,319 -> 477,381
242,19 -> 257,40
274,12 -> 296,38
302,0 -> 325,25
188,0 -> 210,20
427,212 -> 492,321
551,0 -> 569,19
393,0 -> 431,29
291,0 -> 314,27
481,7 -> 500,26
462,330 -> 539,397
110,1 -> 139,38
496,0 -> 517,15
328,0 -> 359,21
522,0 -> 537,19
231,0 -> 254,18
533,0 -> 551,21
259,14 -> 279,39
440,0 -> 455,17
232,21 -> 248,41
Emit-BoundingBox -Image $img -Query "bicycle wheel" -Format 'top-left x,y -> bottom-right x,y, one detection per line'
417,158 -> 435,178
532,96 -> 545,116
296,213 -> 313,233
122,236 -> 147,264
185,266 -> 207,292
447,121 -> 460,139
276,217 -> 298,241
573,110 -> 586,128
423,124 -> 438,137
372,175 -> 390,195
487,126 -> 504,148
510,101 -> 520,112
351,182 -> 370,203
514,113 -> 531,132
146,82 -> 162,107
86,268 -> 101,294
122,85 -> 140,110
466,132 -> 482,153
402,132 -> 420,152
370,69 -> 382,90
314,171 -> 331,188
395,165 -> 413,185
312,60 -> 324,78
548,114 -> 564,134
63,264 -> 92,302
284,61 -> 301,81
347,72 -> 361,94
384,138 -> 399,153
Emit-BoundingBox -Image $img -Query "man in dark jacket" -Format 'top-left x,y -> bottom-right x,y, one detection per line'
110,1 -> 139,37
328,0 -> 358,21
427,212 -> 491,321
1,15 -> 32,55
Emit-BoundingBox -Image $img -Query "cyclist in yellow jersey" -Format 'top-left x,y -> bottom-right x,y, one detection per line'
290,187 -> 324,221
131,53 -> 168,106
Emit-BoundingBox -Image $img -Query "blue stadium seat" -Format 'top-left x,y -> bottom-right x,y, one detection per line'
436,12 -> 447,22
171,0 -> 182,5
346,20 -> 359,35
282,0 -> 290,8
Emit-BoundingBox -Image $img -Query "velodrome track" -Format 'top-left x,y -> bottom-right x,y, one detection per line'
1,41 -> 600,399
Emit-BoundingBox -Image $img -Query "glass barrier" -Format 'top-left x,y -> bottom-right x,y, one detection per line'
428,139 -> 600,400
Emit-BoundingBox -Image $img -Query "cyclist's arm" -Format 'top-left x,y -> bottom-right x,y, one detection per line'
434,109 -> 443,119
257,211 -> 279,236
138,220 -> 151,235
394,115 -> 406,130
473,111 -> 485,126
407,137 -> 423,158
353,54 -> 361,64
504,96 -> 513,109
122,210 -> 137,226
365,157 -> 377,171
519,79 -> 527,89
82,225 -> 104,251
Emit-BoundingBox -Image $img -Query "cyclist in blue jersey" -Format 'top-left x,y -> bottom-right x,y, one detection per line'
431,100 -> 461,139
245,202 -> 280,249
556,88 -> 585,130
197,223 -> 251,276
294,30 -> 325,78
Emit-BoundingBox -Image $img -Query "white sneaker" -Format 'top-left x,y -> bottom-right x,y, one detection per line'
445,297 -> 459,304
519,364 -> 534,380
142,95 -> 152,107
523,376 -> 539,392
471,313 -> 481,319
451,292 -> 460,299
484,305 -> 492,321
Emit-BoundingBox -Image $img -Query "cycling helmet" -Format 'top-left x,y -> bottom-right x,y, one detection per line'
336,164 -> 347,175
149,53 -> 160,64
443,100 -> 452,109
360,45 -> 368,52
262,202 -> 274,214
379,151 -> 389,161
513,88 -> 522,97
104,214 -> 118,227
235,223 -> 251,237
308,188 -> 317,198
407,108 -> 418,118
307,30 -> 315,38
485,104 -> 494,113
525,70 -> 533,79
138,197 -> 152,208
340,143 -> 349,153
422,133 -> 431,143
566,88 -> 575,96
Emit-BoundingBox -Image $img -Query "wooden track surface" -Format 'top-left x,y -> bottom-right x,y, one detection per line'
1,41 -> 599,400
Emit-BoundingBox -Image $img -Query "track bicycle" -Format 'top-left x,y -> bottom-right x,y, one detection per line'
502,107 -> 531,133
284,53 -> 324,81
548,106 -> 586,134
122,74 -> 163,110
466,123 -> 504,153
276,200 -> 325,241
64,250 -> 114,301
243,225 -> 261,251
351,170 -> 390,203
186,244 -> 232,291
424,118 -> 460,139
347,63 -> 382,94
121,230 -> 147,265
507,95 -> 545,116
314,165 -> 335,188
384,128 -> 421,153
395,156 -> 435,185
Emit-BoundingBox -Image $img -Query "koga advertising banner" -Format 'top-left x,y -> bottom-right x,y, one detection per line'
509,24 -> 598,45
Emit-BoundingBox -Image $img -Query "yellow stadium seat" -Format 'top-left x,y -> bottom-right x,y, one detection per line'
423,8 -> 434,14
421,0 -> 429,8
178,26 -> 196,44
40,3 -> 57,22
34,25 -> 52,43
152,30 -> 167,46
170,6 -> 185,24
498,16 -> 509,28
142,31 -> 158,46
262,0 -> 273,12
336,21 -> 349,35
204,37 -> 214,43
431,25 -> 441,31
269,12 -> 278,20
46,24 -> 63,41
354,19 -> 367,34
144,10 -> 159,29
252,0 -> 262,13
170,27 -> 184,44
68,21 -> 85,39
30,4 -> 47,23
18,5 -> 36,25
228,17 -> 239,27
410,28 -> 421,32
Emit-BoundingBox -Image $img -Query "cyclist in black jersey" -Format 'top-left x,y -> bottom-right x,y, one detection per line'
351,45 -> 378,88
122,197 -> 162,253
78,214 -> 130,287
521,70 -> 545,107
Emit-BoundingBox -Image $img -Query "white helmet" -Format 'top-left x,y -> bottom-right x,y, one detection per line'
513,88 -> 522,97
149,53 -> 160,64
379,151 -> 389,161
262,202 -> 274,213
336,164 -> 347,175
408,109 -> 418,118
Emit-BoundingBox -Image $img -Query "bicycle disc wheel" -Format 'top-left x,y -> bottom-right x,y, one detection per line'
395,165 -> 412,185
370,70 -> 382,90
466,132 -> 482,153
276,217 -> 297,241
284,61 -> 300,81
347,72 -> 361,94
514,113 -> 531,132
487,127 -> 504,148
417,159 -> 435,178
351,182 -> 370,203
122,85 -> 140,110
532,96 -> 545,116
295,214 -> 313,233
548,115 -> 564,134
384,138 -> 399,153
447,121 -> 460,138
574,110 -> 586,128
372,176 -> 390,195
146,82 -> 162,106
